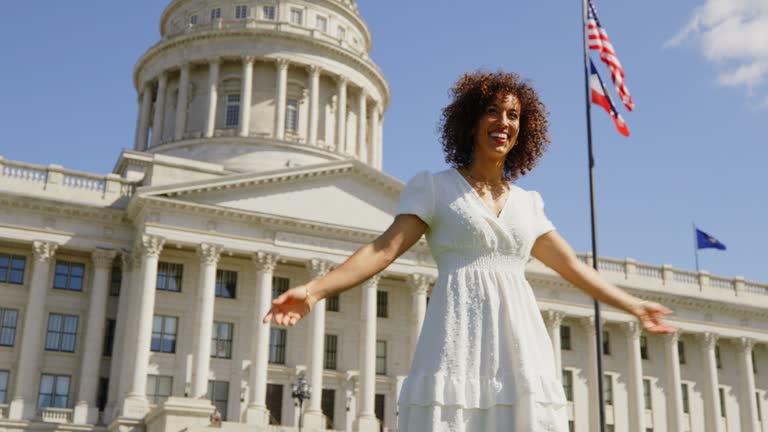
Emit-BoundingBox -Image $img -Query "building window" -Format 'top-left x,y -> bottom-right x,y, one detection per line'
210,8 -> 221,20
678,340 -> 686,364
337,26 -> 346,40
376,340 -> 386,375
0,254 -> 26,285
374,394 -> 385,429
602,330 -> 610,355
207,380 -> 229,420
147,375 -> 173,404
102,319 -> 116,356
719,387 -> 726,417
0,370 -> 9,404
285,98 -> 299,133
211,322 -> 233,359
604,374 -> 613,405
38,374 -> 70,408
272,276 -> 289,299
225,94 -> 240,127
157,262 -> 183,292
326,294 -> 340,311
569,420 -> 575,432
643,378 -> 652,410
45,313 -> 78,352
640,335 -> 648,360
262,6 -> 276,20
376,290 -> 388,318
315,16 -> 328,33
216,269 -> 237,299
266,384 -> 283,424
606,425 -> 615,432
561,325 -> 571,350
110,266 -> 121,296
96,377 -> 109,411
562,369 -> 573,401
235,5 -> 248,19
190,14 -> 198,25
53,261 -> 85,291
322,388 -> 335,428
324,334 -> 338,370
151,315 -> 177,353
715,344 -> 722,369
290,8 -> 303,25
682,383 -> 690,414
0,308 -> 18,347
269,328 -> 286,364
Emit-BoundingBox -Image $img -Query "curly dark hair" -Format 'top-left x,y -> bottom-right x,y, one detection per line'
440,71 -> 550,180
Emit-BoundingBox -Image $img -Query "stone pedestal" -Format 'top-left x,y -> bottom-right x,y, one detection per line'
144,397 -> 215,432
354,414 -> 380,432
244,404 -> 270,425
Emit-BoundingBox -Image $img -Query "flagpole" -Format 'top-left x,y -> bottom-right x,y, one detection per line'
581,0 -> 607,431
693,221 -> 700,272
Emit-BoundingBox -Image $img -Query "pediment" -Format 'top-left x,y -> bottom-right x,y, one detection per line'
140,161 -> 404,232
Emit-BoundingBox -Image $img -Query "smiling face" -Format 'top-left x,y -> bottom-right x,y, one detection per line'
472,92 -> 521,163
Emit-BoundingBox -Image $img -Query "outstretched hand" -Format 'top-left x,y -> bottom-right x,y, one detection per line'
629,300 -> 676,334
262,285 -> 316,327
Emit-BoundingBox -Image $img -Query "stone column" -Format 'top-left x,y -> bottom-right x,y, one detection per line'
406,274 -> 432,367
192,244 -> 223,398
105,252 -> 134,422
343,371 -> 359,432
121,236 -> 165,419
245,251 -> 280,425
239,57 -> 255,137
117,251 -> 143,411
335,77 -> 348,153
698,331 -> 722,432
174,63 -> 190,141
578,316 -> 600,432
376,111 -> 384,169
737,337 -> 761,432
370,105 -> 381,167
663,331 -> 685,432
357,89 -> 368,161
542,310 -> 565,377
135,85 -> 153,151
308,65 -> 321,146
303,259 -> 335,428
8,241 -> 58,420
151,72 -> 168,148
73,249 -> 117,424
355,274 -> 381,430
205,58 -> 221,138
621,320 -> 645,432
274,58 -> 289,140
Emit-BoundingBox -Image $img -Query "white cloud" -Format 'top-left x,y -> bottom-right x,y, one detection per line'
666,0 -> 768,104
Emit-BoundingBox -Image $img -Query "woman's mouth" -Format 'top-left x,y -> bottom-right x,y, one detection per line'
490,132 -> 508,144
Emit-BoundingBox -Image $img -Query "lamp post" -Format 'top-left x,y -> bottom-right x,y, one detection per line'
292,375 -> 312,432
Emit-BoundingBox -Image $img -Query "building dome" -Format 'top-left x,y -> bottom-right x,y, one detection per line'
132,0 -> 389,173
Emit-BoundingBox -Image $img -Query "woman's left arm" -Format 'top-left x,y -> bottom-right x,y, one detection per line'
531,230 -> 677,334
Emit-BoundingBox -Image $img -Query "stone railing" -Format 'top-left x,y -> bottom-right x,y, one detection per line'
0,156 -> 135,208
574,253 -> 768,298
38,407 -> 74,423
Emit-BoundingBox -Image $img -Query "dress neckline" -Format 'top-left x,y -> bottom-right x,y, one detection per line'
451,168 -> 512,220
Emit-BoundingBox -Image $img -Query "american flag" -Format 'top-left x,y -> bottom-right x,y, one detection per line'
587,0 -> 635,111
590,59 -> 629,137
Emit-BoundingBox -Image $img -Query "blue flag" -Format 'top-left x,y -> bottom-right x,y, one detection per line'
696,229 -> 726,250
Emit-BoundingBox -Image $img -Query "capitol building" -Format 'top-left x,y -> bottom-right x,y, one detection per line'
0,1 -> 766,432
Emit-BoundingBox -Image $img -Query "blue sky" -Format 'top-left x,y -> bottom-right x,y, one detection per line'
1,1 -> 766,282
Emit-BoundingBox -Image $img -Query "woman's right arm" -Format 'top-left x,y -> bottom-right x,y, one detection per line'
261,214 -> 428,326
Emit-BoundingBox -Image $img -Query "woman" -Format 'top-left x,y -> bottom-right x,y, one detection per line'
262,71 -> 676,431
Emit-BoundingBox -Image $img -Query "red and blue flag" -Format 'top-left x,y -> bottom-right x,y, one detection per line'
590,59 -> 629,137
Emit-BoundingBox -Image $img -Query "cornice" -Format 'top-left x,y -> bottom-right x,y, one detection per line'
132,28 -> 389,107
0,192 -> 128,223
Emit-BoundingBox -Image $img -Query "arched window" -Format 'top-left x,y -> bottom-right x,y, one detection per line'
285,99 -> 299,133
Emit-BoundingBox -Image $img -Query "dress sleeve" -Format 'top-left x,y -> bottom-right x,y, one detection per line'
530,190 -> 556,239
396,170 -> 435,227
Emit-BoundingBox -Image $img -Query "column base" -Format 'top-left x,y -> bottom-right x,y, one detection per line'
354,414 -> 380,432
73,401 -> 100,425
108,415 -> 144,432
244,404 -> 271,426
302,409 -> 327,430
121,393 -> 150,419
144,397 -> 215,432
8,397 -> 31,420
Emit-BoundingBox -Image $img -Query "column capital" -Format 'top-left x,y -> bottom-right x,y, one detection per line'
336,75 -> 348,86
362,274 -> 381,290
406,273 -> 433,295
92,249 -> 118,269
662,329 -> 680,346
137,235 -> 165,258
275,57 -> 290,68
620,320 -> 643,340
120,251 -> 135,271
242,55 -> 256,64
32,241 -> 58,263
308,64 -> 322,76
253,251 -> 280,272
179,62 -> 191,71
208,57 -> 221,66
156,71 -> 168,84
578,315 -> 605,336
197,243 -> 223,265
306,259 -> 334,279
736,336 -> 755,353
541,309 -> 566,328
696,331 -> 719,350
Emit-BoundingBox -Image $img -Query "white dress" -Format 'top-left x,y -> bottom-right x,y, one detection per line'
396,169 -> 568,432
